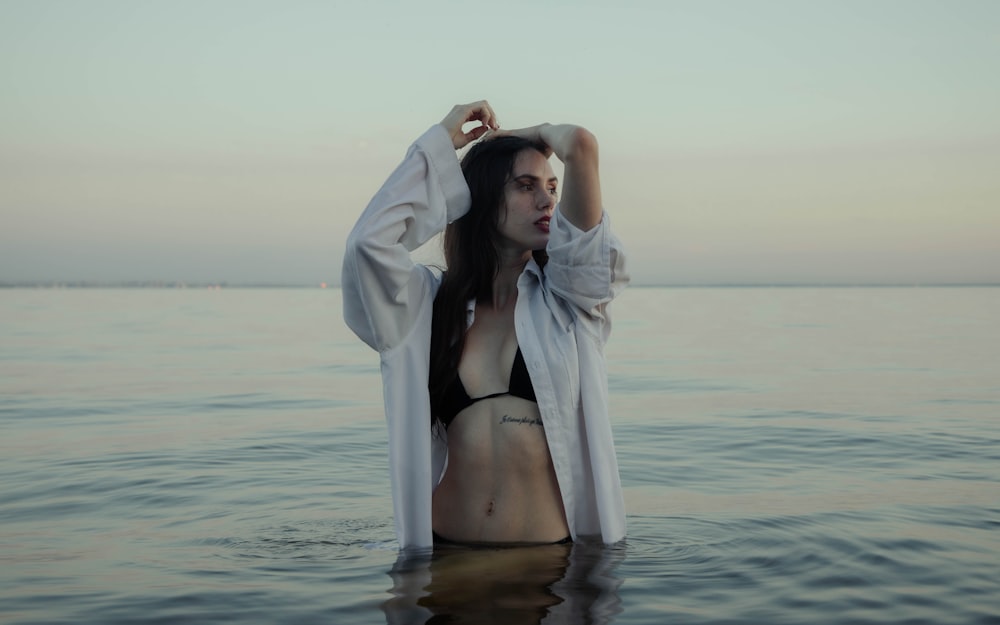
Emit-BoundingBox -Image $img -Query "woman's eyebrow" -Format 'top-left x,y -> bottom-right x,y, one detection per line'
512,173 -> 559,185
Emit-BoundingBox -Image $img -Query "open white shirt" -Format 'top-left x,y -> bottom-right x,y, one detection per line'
342,124 -> 628,550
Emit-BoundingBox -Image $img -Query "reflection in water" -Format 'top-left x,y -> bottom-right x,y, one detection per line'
383,540 -> 624,625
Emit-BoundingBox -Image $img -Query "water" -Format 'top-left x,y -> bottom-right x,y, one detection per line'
1,287 -> 998,624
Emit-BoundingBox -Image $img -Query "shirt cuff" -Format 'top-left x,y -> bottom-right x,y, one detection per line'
416,125 -> 471,223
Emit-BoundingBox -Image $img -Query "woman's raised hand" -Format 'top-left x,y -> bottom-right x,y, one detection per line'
497,124 -> 554,158
440,101 -> 500,150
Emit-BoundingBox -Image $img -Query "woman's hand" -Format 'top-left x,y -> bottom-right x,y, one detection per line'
500,123 -> 599,165
496,124 -> 554,157
440,101 -> 500,150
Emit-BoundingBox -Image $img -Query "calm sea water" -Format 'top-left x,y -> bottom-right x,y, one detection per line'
1,287 -> 998,624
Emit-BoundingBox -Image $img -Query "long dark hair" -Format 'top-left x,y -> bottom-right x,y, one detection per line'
428,136 -> 549,428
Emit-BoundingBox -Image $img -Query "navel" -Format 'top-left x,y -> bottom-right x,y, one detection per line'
486,499 -> 495,516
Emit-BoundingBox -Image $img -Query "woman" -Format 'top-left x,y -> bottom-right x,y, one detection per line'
343,101 -> 628,549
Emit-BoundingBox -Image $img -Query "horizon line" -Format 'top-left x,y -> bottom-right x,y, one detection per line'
2,280 -> 998,289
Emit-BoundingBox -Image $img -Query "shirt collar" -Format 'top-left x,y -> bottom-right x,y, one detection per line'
463,258 -> 542,329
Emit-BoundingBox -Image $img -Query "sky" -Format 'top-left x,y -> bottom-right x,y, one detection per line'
2,0 -> 998,285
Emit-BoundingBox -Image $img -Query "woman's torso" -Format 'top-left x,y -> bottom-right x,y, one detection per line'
431,301 -> 570,544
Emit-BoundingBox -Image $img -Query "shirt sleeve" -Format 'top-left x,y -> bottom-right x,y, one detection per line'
543,207 -> 629,330
342,125 -> 471,351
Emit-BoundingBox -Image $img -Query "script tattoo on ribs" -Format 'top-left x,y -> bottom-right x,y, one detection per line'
500,414 -> 543,427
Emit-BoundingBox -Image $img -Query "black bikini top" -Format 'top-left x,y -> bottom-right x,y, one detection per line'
440,347 -> 538,428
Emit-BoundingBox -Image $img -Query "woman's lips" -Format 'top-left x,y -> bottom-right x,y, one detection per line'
535,217 -> 551,233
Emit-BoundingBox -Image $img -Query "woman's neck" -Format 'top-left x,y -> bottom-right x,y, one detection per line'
488,248 -> 533,310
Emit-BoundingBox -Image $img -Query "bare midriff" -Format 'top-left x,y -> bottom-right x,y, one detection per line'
432,395 -> 569,544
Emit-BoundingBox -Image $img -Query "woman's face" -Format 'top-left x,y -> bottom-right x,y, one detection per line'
497,149 -> 558,252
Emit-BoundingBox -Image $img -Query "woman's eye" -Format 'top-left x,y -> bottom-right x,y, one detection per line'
548,188 -> 558,196
520,184 -> 533,191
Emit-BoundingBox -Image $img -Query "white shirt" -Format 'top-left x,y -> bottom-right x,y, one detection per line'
342,124 -> 629,550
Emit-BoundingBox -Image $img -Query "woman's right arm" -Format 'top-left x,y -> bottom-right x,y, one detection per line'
341,101 -> 499,351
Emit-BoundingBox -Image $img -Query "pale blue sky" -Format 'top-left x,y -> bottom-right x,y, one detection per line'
2,0 -> 998,284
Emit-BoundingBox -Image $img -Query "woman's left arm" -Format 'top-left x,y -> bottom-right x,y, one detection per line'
505,123 -> 627,328
506,123 -> 603,231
